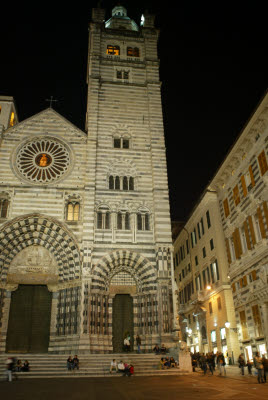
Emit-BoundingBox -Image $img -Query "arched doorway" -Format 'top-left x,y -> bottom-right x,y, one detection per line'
0,214 -> 82,354
6,285 -> 52,353
112,294 -> 133,352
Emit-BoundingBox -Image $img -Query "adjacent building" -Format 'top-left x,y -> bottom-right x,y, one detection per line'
210,92 -> 268,361
173,191 -> 240,362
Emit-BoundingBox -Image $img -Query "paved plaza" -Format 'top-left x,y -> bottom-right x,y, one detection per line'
1,366 -> 268,400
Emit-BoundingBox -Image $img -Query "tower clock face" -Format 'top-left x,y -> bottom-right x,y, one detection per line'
14,137 -> 71,184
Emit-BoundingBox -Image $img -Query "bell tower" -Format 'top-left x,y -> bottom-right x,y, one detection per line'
85,5 -> 178,352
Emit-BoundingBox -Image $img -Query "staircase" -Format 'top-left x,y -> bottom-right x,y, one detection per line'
0,353 -> 190,379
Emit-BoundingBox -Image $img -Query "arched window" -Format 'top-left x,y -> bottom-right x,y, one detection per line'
107,45 -> 120,55
115,176 -> 120,190
109,175 -> 114,189
66,202 -> 80,221
123,176 -> 128,190
125,212 -> 130,230
109,175 -> 135,191
117,212 -> 131,230
0,199 -> 9,218
137,212 -> 150,231
97,207 -> 111,230
117,212 -> 123,230
129,177 -> 134,190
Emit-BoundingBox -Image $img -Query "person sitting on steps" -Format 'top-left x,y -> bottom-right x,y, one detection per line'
110,359 -> 118,373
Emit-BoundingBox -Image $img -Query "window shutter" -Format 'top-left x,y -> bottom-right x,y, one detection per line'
257,206 -> 266,239
241,175 -> 247,197
223,198 -> 230,218
236,228 -> 243,257
247,215 -> 256,245
263,201 -> 268,230
232,230 -> 240,259
243,275 -> 247,287
225,238 -> 232,264
244,220 -> 252,250
232,283 -> 236,292
258,150 -> 268,176
233,185 -> 240,206
249,165 -> 255,187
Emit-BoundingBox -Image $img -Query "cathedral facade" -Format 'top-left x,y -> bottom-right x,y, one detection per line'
0,6 -> 177,354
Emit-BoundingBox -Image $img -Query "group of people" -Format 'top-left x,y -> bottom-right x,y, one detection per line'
4,357 -> 30,382
238,352 -> 268,383
66,355 -> 79,371
123,334 -> 142,353
110,359 -> 134,377
159,357 -> 177,369
191,351 -> 226,375
153,344 -> 168,355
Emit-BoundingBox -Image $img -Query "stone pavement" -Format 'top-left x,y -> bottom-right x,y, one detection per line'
1,366 -> 268,400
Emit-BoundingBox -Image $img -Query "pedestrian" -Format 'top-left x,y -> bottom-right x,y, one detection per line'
262,355 -> 268,383
136,334 -> 141,354
253,352 -> 264,383
200,353 -> 207,375
246,359 -> 253,375
238,353 -> 246,375
207,352 -> 214,375
217,352 -> 226,376
5,357 -> 14,382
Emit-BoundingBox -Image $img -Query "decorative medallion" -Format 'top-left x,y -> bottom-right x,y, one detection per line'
15,138 -> 71,184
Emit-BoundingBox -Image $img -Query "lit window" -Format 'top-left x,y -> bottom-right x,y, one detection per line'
9,111 -> 15,127
211,330 -> 216,343
220,328 -> 226,339
127,47 -> 140,57
66,202 -> 80,221
107,45 -> 120,55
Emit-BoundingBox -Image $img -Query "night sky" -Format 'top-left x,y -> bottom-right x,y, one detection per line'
0,1 -> 267,221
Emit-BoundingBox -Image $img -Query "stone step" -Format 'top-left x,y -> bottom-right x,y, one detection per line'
0,353 -> 185,379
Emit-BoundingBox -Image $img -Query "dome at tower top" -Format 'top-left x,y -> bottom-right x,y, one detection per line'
105,5 -> 139,31
112,5 -> 127,17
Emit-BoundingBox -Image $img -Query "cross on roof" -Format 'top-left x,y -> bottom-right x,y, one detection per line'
45,96 -> 58,108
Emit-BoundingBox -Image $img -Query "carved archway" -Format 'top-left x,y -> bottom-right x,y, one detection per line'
0,214 -> 81,285
91,249 -> 157,293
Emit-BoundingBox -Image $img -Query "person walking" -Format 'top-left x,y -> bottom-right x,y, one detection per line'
136,334 -> 141,354
207,353 -> 214,375
262,355 -> 268,383
217,352 -> 226,376
238,353 -> 246,375
200,353 -> 207,375
253,352 -> 264,383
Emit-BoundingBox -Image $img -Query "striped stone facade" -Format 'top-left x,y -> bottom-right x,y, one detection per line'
0,6 -> 176,353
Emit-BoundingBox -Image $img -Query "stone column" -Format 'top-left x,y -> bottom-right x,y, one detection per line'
48,291 -> 59,353
0,290 -> 11,353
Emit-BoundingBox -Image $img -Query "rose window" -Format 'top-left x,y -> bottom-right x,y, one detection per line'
16,138 -> 70,184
